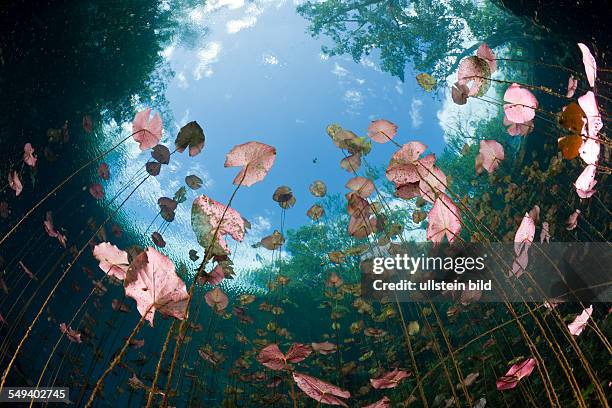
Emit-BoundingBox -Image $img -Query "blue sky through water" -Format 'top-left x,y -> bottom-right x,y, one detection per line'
110,0 -> 449,271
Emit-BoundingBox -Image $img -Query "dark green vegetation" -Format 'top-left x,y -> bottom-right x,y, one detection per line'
297,0 -> 529,81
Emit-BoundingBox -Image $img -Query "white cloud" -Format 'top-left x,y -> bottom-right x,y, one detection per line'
226,4 -> 263,34
203,0 -> 245,14
332,62 -> 349,77
360,56 -> 380,72
343,89 -> 364,114
227,15 -> 258,33
177,109 -> 191,129
230,215 -> 290,271
176,71 -> 189,88
410,98 -> 423,128
436,72 -> 500,143
395,80 -> 404,94
193,42 -> 222,79
161,45 -> 175,60
262,52 -> 279,65
344,89 -> 363,105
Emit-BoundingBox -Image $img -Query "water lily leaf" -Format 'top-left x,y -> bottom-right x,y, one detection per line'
477,43 -> 496,72
567,305 -> 593,336
185,175 -> 203,190
558,134 -> 582,160
133,108 -> 163,151
559,102 -> 585,133
311,342 -> 337,355
426,193 -> 461,245
124,247 -> 189,327
340,153 -> 361,172
566,74 -> 578,98
577,43 -> 596,87
23,143 -> 37,167
146,161 -> 161,176
60,323 -> 82,343
477,140 -> 505,174
307,204 -> 324,220
451,82 -> 469,105
280,196 -> 296,209
89,183 -> 105,199
574,164 -> 597,198
503,83 -> 538,124
371,369 -> 410,389
174,186 -> 187,204
151,231 -> 166,248
199,265 -> 224,286
43,211 -> 67,247
191,195 -> 245,256
175,121 -> 205,157
152,144 -> 170,164
367,119 -> 397,143
496,358 -> 536,390
293,372 -> 350,407
224,141 -> 276,187
97,162 -> 110,180
457,56 -> 490,97
93,242 -> 129,280
565,209 -> 580,231
273,186 -> 294,203
205,287 -> 229,311
309,180 -> 327,197
261,230 -> 284,250
416,73 -> 436,91
326,124 -> 371,155
346,176 -> 375,198
363,396 -> 391,408
158,197 -> 177,222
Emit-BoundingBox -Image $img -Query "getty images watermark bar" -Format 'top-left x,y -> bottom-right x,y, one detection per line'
360,242 -> 611,303
0,387 -> 70,403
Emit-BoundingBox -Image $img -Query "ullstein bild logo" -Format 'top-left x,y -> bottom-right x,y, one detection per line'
360,242 -> 612,303
369,254 -> 492,292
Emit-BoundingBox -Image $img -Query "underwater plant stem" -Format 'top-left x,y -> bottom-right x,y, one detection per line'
494,57 -> 582,75
0,131 -> 136,248
471,75 -> 570,100
288,374 -> 298,408
429,303 -> 473,408
415,304 -> 462,408
161,172 -> 246,407
84,306 -> 152,408
414,162 -> 583,407
0,174 -> 149,392
146,320 -> 177,408
29,283 -> 100,407
393,296 -> 428,408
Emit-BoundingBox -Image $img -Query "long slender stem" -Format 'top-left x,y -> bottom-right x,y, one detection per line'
145,320 -> 176,408
84,306 -> 152,408
160,172 -> 247,406
0,175 -> 149,391
0,131 -> 137,248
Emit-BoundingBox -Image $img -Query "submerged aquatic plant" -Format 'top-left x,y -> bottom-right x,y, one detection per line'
0,19 -> 609,408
